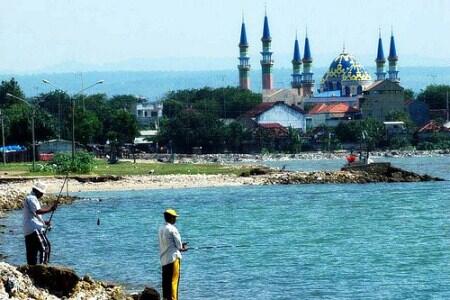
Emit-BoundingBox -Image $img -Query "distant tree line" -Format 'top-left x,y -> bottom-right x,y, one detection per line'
157,87 -> 262,153
0,78 -> 139,147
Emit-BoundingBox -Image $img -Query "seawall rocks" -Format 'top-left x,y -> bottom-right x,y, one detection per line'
0,262 -> 137,300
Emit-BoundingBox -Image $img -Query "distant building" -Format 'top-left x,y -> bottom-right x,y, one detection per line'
135,102 -> 163,126
38,139 -> 72,154
240,101 -> 307,131
415,120 -> 450,141
384,121 -> 407,139
307,102 -> 360,128
235,17 -> 403,127
359,80 -> 405,121
262,89 -> 304,107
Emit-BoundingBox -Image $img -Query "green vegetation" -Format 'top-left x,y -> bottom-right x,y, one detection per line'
157,87 -> 261,153
0,78 -> 139,147
51,152 -> 95,174
417,84 -> 450,110
0,159 -> 247,177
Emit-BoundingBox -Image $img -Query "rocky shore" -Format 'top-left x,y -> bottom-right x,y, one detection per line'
0,263 -> 160,299
0,165 -> 443,215
136,149 -> 450,164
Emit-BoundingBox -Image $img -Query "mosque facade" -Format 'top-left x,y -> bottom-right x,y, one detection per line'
237,14 -> 400,100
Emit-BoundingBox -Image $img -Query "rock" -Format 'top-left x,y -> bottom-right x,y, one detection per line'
18,264 -> 80,298
137,287 -> 160,300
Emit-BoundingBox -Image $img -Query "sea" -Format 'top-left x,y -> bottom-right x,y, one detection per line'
1,67 -> 450,100
1,156 -> 450,299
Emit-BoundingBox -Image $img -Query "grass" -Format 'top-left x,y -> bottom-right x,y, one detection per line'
0,159 -> 249,177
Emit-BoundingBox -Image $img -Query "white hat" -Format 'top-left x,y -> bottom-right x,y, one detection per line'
32,182 -> 47,194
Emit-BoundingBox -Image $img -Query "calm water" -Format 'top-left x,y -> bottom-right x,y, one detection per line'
1,157 -> 450,299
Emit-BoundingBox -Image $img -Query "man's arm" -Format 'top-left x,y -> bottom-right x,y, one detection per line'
36,203 -> 57,215
172,229 -> 188,252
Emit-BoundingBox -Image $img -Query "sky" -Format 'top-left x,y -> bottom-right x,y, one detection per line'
1,0 -> 449,73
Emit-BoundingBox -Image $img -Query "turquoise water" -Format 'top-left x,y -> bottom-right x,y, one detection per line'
1,157 -> 450,299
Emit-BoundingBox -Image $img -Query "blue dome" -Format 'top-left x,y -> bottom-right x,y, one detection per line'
321,52 -> 371,90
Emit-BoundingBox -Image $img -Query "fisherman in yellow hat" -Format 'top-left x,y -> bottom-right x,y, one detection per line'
23,182 -> 57,265
158,208 -> 188,300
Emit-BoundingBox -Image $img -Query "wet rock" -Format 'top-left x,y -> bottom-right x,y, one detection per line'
18,264 -> 80,297
135,286 -> 160,300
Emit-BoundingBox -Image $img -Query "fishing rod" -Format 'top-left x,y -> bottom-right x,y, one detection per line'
189,244 -> 252,250
44,173 -> 69,234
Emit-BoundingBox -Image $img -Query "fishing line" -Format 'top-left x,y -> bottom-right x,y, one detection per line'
44,173 -> 69,234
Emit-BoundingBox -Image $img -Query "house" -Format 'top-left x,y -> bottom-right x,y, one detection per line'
38,139 -> 72,154
135,102 -> 163,126
240,101 -> 307,131
306,102 -> 360,128
415,120 -> 450,141
359,80 -> 405,121
384,121 -> 407,139
133,130 -> 159,152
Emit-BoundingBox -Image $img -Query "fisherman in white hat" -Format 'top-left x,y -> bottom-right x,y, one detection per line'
23,182 -> 57,265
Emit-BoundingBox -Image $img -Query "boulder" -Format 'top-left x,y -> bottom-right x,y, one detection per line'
18,264 -> 80,297
135,286 -> 160,300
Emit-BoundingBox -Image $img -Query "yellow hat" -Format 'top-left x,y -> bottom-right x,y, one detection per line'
164,209 -> 179,217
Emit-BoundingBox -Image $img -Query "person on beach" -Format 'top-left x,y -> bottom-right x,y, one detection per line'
22,182 -> 57,265
158,208 -> 188,300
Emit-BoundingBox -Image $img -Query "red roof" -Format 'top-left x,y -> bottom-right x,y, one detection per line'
259,123 -> 285,129
258,123 -> 288,136
243,102 -> 277,118
417,120 -> 449,133
242,101 -> 305,118
308,102 -> 359,114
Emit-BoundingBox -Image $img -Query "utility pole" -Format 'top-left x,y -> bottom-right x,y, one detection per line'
0,109 -> 5,165
446,90 -> 449,122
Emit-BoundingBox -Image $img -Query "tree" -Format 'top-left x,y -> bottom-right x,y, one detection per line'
0,78 -> 25,108
74,110 -> 102,145
417,84 -> 450,110
109,95 -> 144,111
35,91 -> 72,139
157,109 -> 224,153
162,99 -> 184,118
404,88 -> 414,100
3,104 -> 56,145
223,121 -> 251,153
106,110 -> 139,144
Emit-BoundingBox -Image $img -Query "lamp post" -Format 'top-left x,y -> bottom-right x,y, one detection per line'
0,109 -> 5,165
42,79 -> 104,162
5,93 -> 36,171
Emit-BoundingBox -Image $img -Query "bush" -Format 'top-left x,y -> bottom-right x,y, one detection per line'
50,152 -> 95,174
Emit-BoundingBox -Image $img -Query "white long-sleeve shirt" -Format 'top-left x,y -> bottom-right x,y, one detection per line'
23,192 -> 45,236
158,222 -> 183,266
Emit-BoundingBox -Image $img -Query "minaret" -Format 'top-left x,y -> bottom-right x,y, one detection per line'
238,18 -> 251,90
301,31 -> 314,96
260,13 -> 274,90
387,30 -> 399,82
375,30 -> 386,81
291,34 -> 302,90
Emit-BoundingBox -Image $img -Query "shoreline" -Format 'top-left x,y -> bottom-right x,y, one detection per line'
133,149 -> 450,164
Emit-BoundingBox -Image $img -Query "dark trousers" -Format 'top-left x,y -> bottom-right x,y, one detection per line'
25,230 -> 51,265
162,258 -> 181,300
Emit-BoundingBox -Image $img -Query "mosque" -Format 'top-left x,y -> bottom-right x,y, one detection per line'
237,13 -> 400,99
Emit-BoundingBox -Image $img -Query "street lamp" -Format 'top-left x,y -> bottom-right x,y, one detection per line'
42,79 -> 104,162
5,93 -> 36,171
0,109 -> 6,165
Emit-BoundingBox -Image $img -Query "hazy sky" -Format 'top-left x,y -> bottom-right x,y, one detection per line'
1,0 -> 449,73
